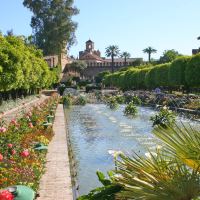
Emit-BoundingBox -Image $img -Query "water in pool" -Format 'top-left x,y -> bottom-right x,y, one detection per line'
65,104 -> 199,195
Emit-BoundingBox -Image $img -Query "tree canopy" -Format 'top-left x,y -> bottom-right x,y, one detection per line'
0,34 -> 59,96
143,47 -> 157,62
23,0 -> 79,56
105,45 -> 120,73
159,49 -> 181,63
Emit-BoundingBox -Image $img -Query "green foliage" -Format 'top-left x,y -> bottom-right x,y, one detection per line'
74,95 -> 87,105
124,101 -> 138,116
132,96 -> 142,105
185,53 -> 200,87
169,56 -> 190,87
150,106 -> 176,128
0,35 -> 57,94
120,51 -> 131,65
95,71 -> 110,84
159,49 -> 182,63
143,46 -> 157,62
23,0 -> 79,56
103,55 -> 200,90
106,97 -> 119,110
105,45 -> 120,73
115,148 -> 200,200
115,95 -> 125,104
155,63 -> 171,87
78,171 -> 122,200
62,95 -> 72,108
70,60 -> 87,74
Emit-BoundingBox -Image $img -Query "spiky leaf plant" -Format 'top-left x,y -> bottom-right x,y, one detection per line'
153,123 -> 200,171
114,150 -> 200,200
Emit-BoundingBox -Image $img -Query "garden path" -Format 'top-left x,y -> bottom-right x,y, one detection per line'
37,104 -> 73,200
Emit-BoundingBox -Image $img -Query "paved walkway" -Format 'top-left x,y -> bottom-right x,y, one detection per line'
37,104 -> 73,200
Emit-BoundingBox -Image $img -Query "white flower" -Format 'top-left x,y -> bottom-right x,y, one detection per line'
108,150 -> 123,158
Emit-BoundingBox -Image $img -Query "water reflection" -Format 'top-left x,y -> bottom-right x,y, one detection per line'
65,104 -> 199,195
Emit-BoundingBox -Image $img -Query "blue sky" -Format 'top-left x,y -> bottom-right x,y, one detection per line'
0,0 -> 200,60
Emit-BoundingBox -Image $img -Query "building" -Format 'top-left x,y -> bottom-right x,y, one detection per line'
44,53 -> 71,71
192,48 -> 200,55
79,39 -> 143,67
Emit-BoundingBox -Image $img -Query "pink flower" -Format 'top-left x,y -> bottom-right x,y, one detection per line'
0,153 -> 3,161
10,119 -> 18,126
28,122 -> 33,128
7,144 -> 13,148
0,190 -> 14,200
21,150 -> 29,158
0,127 -> 7,133
11,150 -> 16,155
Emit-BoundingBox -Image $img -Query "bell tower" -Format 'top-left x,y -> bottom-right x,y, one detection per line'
86,39 -> 94,52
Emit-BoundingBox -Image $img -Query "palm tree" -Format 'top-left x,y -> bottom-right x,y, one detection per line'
121,51 -> 131,66
143,46 -> 157,62
105,45 -> 120,73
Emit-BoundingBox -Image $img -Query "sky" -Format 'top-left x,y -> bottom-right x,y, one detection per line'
0,0 -> 200,60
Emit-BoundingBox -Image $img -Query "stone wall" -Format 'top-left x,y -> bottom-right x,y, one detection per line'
81,66 -> 125,78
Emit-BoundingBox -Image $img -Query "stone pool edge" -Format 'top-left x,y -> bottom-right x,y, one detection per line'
37,104 -> 73,200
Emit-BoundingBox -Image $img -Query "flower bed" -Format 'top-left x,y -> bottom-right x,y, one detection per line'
0,96 -> 58,194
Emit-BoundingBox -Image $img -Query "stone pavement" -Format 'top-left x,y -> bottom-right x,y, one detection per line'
37,104 -> 73,200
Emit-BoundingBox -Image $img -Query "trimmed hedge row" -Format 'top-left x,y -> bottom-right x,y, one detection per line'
103,54 -> 200,90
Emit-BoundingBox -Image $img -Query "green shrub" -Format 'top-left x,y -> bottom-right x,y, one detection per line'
185,53 -> 200,88
106,97 -> 119,110
150,106 -> 176,128
155,63 -> 171,87
124,101 -> 138,116
115,95 -> 125,104
169,56 -> 190,87
62,95 -> 72,108
75,95 -> 87,105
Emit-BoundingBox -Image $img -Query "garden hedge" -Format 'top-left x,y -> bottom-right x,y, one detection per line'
103,54 -> 200,90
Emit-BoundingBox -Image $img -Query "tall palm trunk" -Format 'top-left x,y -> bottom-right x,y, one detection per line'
111,55 -> 114,73
124,57 -> 127,66
148,53 -> 151,62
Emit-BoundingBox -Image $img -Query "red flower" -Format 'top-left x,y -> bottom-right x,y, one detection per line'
0,154 -> 3,161
21,150 -> 29,158
7,144 -> 13,148
0,190 -> 14,200
28,122 -> 33,128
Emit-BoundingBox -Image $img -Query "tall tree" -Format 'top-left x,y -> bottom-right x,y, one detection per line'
105,45 -> 120,73
121,51 -> 131,66
159,49 -> 181,63
70,60 -> 87,76
143,47 -> 157,62
23,0 -> 79,64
